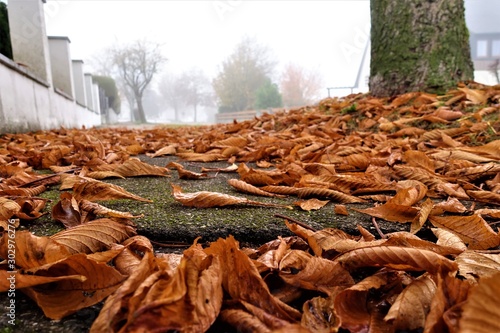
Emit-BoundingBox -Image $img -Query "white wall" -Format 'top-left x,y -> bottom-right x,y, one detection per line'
0,55 -> 101,133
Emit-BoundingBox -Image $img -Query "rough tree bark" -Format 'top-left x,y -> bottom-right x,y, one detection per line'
369,0 -> 474,97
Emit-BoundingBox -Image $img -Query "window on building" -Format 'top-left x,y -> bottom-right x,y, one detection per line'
492,40 -> 500,57
477,40 -> 488,57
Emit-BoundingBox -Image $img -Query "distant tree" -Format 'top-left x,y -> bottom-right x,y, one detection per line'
158,74 -> 185,122
142,89 -> 162,120
280,63 -> 323,107
255,78 -> 282,109
369,0 -> 474,96
178,68 -> 214,122
213,37 -> 276,112
0,2 -> 12,59
109,39 -> 166,123
490,59 -> 500,84
92,75 -> 121,113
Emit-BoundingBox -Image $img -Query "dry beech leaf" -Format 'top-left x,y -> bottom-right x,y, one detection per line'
301,227 -> 367,257
73,179 -> 152,202
51,192 -> 81,228
301,295 -> 340,333
256,160 -> 273,168
0,269 -> 85,292
85,170 -> 125,180
171,184 -> 292,209
118,244 -> 223,332
467,189 -> 500,205
114,236 -> 154,276
0,184 -> 47,197
201,163 -> 238,173
0,231 -> 71,269
428,214 -> 500,250
228,300 -> 295,331
431,228 -> 467,252
455,251 -> 500,282
459,139 -> 500,160
90,251 -> 168,333
114,158 -> 169,177
334,204 -> 349,215
384,273 -> 437,330
457,87 -> 487,104
354,203 -> 419,223
205,236 -> 302,322
432,197 -> 468,214
334,270 -> 404,332
335,246 -> 458,274
424,273 -> 470,333
382,233 -> 464,257
228,178 -> 286,198
255,236 -> 290,271
22,253 -> 127,320
167,161 -> 212,180
411,198 -> 434,234
14,197 -> 47,220
50,218 -> 136,254
261,185 -> 301,196
458,272 -> 500,333
124,143 -> 145,155
211,135 -> 248,148
393,181 -> 428,205
147,144 -> 177,157
0,197 -> 21,220
79,200 -> 143,219
220,308 -> 274,333
294,198 -> 329,211
278,250 -> 354,295
296,187 -> 366,204
177,152 -> 224,162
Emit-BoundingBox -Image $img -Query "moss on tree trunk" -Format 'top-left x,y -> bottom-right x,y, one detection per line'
369,0 -> 474,96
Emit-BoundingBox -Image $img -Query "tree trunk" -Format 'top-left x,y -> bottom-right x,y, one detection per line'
135,93 -> 147,123
369,0 -> 474,97
490,60 -> 500,84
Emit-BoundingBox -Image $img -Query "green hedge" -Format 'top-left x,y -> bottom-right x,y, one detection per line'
92,75 -> 121,113
0,2 -> 12,59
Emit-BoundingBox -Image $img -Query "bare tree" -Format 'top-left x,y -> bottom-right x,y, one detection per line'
280,63 -> 323,107
158,74 -> 185,122
158,69 -> 214,122
109,39 -> 166,123
178,68 -> 214,122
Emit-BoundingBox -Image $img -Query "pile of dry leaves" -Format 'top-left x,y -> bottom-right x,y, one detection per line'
1,82 -> 500,332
